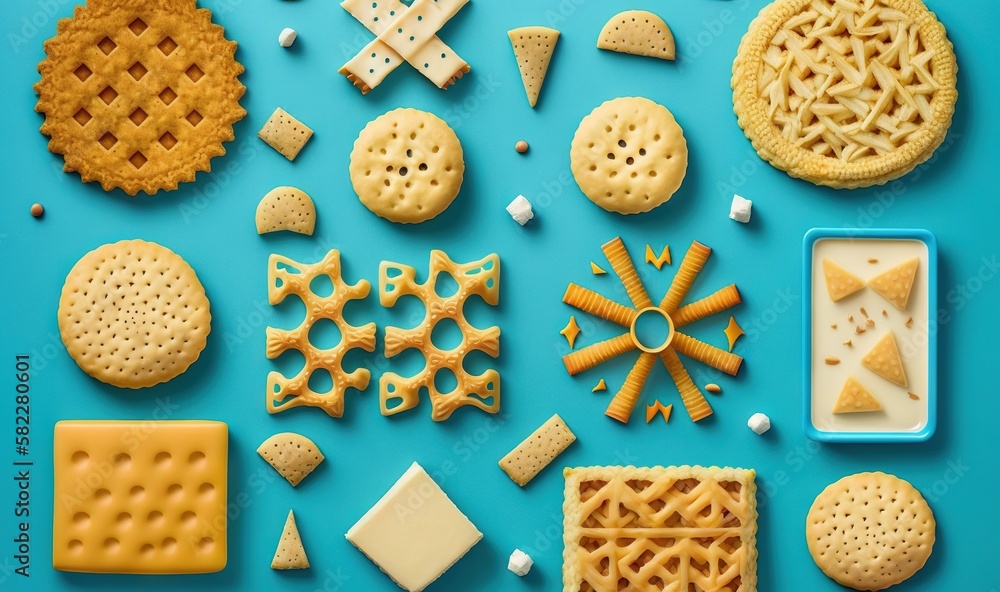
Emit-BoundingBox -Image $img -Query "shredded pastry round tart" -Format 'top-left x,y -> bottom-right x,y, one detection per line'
35,0 -> 246,195
732,0 -> 957,189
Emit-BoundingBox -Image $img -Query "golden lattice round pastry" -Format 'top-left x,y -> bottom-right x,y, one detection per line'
35,0 -> 246,195
58,240 -> 211,388
806,472 -> 935,590
733,0 -> 957,189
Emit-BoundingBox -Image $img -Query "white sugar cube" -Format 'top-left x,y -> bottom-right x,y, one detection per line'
506,195 -> 534,225
508,549 -> 533,576
729,194 -> 752,223
747,413 -> 771,435
278,28 -> 298,48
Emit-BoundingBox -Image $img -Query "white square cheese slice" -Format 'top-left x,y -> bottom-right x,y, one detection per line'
346,462 -> 482,591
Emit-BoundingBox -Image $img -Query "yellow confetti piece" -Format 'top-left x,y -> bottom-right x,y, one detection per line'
645,401 -> 673,424
724,316 -> 744,352
644,244 -> 672,270
590,261 -> 607,275
560,315 -> 581,349
592,379 -> 607,393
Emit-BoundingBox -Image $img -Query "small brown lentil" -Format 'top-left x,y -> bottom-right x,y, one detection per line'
705,383 -> 722,394
868,257 -> 878,263
30,203 -> 44,217
908,392 -> 920,400
825,356 -> 840,365
515,140 -> 529,153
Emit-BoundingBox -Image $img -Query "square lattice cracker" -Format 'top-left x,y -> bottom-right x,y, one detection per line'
563,466 -> 758,592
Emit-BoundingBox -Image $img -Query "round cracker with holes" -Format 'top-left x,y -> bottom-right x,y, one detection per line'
570,97 -> 687,215
349,108 -> 464,224
806,472 -> 935,591
57,239 -> 211,389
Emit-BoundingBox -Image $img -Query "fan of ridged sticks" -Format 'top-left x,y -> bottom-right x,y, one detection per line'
562,237 -> 744,422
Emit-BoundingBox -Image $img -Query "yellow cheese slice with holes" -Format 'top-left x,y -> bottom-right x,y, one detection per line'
597,10 -> 675,60
271,510 -> 310,570
862,331 -> 908,387
508,26 -> 560,108
869,257 -> 919,310
52,421 -> 228,574
822,258 -> 865,302
833,377 -> 883,414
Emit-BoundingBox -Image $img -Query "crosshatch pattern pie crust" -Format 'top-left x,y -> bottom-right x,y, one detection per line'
732,0 -> 957,189
563,465 -> 758,592
35,0 -> 246,195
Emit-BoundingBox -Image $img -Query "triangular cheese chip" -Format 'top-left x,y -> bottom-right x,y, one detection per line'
833,377 -> 883,414
862,331 -> 908,387
271,510 -> 310,570
869,257 -> 919,310
257,432 -> 325,487
597,10 -> 676,60
256,186 -> 316,235
821,258 -> 865,302
508,26 -> 560,108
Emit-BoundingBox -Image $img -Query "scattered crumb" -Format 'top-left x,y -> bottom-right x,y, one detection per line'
868,257 -> 878,263
866,318 -> 875,328
860,307 -> 869,318
825,356 -> 840,365
843,339 -> 852,346
830,323 -> 838,329
908,392 -> 920,400
881,309 -> 887,317
855,326 -> 866,334
848,314 -> 854,323
705,383 -> 722,394
905,317 -> 913,327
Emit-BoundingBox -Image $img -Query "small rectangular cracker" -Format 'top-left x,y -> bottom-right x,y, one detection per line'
258,107 -> 313,161
499,414 -> 575,486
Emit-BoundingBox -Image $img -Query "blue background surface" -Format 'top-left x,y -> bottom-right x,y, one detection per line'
1,0 -> 997,590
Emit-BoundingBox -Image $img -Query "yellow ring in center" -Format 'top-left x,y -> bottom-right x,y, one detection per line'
629,306 -> 675,354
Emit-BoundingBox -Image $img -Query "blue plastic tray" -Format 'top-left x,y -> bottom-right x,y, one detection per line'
803,228 -> 937,443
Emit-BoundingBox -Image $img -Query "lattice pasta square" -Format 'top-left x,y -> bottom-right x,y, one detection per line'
563,466 -> 758,592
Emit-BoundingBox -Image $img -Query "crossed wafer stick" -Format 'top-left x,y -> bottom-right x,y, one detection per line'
340,0 -> 470,94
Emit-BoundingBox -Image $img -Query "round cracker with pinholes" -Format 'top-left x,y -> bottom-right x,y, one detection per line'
570,97 -> 688,215
350,108 -> 464,224
806,472 -> 935,591
57,239 -> 211,389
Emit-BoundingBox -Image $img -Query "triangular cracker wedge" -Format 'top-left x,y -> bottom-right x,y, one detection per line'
597,10 -> 675,60
256,186 -> 316,235
862,331 -> 908,387
869,257 -> 919,310
271,510 -> 310,570
821,258 -> 865,302
508,26 -> 560,108
257,432 -> 325,487
833,377 -> 883,414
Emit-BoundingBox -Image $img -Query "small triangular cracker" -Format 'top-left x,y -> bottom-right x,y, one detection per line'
257,432 -> 325,487
862,331 -> 908,387
256,186 -> 316,235
597,10 -> 676,60
869,257 -> 919,310
271,510 -> 310,570
508,26 -> 560,108
822,258 -> 865,302
833,377 -> 883,414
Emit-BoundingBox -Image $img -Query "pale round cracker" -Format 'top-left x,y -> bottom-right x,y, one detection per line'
806,472 -> 935,591
570,97 -> 687,214
349,108 -> 464,224
58,239 -> 211,388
